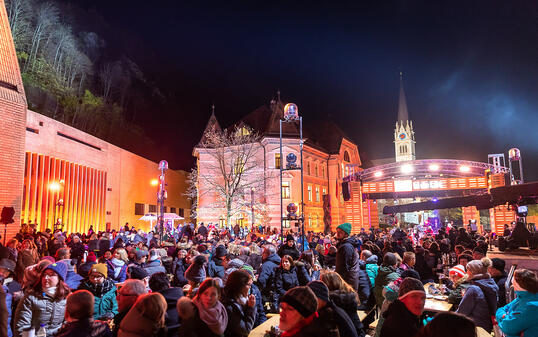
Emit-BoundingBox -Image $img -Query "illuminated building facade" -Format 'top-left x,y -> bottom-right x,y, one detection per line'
194,98 -> 361,232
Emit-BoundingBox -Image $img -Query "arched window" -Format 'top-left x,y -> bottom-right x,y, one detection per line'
344,151 -> 350,162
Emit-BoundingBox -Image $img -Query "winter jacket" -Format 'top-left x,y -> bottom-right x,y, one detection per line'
106,259 -> 128,283
274,267 -> 300,298
414,252 -> 435,283
330,290 -> 365,337
493,272 -> 508,308
2,285 -> 12,337
328,301 -> 360,337
356,262 -> 371,307
257,253 -> 280,295
294,262 -> 315,286
157,287 -> 184,337
447,280 -> 470,307
78,278 -> 119,320
336,237 -> 361,291
222,297 -> 257,337
289,311 -> 340,337
380,299 -> 423,337
172,258 -> 189,287
56,318 -> 112,337
15,250 -> 39,283
98,239 -> 111,257
456,276 -> 499,332
277,244 -> 300,261
14,292 -> 67,337
207,258 -> 225,279
118,304 -> 166,337
245,254 -> 262,271
496,291 -> 538,337
250,283 -> 267,327
373,265 -> 399,307
177,306 -> 222,337
364,255 -> 379,287
324,253 -> 336,269
143,259 -> 166,277
68,241 -> 86,264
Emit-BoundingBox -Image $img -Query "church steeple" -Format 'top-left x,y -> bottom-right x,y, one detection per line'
397,72 -> 409,124
394,72 -> 416,162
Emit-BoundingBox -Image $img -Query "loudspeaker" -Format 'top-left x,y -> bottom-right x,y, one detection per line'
0,207 -> 15,224
342,182 -> 351,201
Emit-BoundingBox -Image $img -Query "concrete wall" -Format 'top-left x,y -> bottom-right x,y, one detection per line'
24,110 -> 190,233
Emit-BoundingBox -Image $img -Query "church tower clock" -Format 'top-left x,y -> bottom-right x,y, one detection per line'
394,72 -> 416,162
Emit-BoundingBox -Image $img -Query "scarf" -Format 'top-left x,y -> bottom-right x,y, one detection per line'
81,278 -> 115,297
110,258 -> 125,278
43,286 -> 57,297
193,296 -> 228,335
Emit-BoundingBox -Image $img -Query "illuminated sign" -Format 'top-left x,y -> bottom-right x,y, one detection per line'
363,177 -> 487,193
394,180 -> 413,192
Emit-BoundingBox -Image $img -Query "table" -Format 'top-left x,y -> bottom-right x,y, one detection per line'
424,298 -> 453,312
249,314 -> 280,337
476,327 -> 491,337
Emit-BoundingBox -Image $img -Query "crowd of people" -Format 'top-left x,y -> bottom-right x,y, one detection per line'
0,220 -> 536,337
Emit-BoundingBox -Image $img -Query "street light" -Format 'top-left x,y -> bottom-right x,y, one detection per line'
150,178 -> 159,187
48,180 -> 64,231
251,187 -> 255,232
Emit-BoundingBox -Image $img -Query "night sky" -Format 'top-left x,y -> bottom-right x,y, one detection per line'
70,1 -> 537,180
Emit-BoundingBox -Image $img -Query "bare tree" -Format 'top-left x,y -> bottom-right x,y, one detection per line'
26,1 -> 58,71
197,126 -> 273,226
6,0 -> 32,47
184,167 -> 198,221
99,61 -> 120,102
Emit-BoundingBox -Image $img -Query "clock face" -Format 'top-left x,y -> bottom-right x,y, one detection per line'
399,133 -> 406,140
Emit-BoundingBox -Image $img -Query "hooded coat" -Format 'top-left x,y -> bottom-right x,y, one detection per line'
14,292 -> 66,337
364,255 -> 379,287
373,265 -> 399,307
257,253 -> 280,295
456,276 -> 499,332
78,278 -> 119,320
336,237 -> 361,291
222,297 -> 257,337
106,259 -> 128,283
496,291 -> 538,337
380,299 -> 423,337
330,290 -> 365,337
274,266 -> 300,298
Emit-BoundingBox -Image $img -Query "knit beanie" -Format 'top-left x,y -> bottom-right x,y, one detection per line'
337,223 -> 352,236
286,234 -> 294,242
280,286 -> 318,318
490,258 -> 506,273
449,265 -> 466,278
44,261 -> 68,281
466,258 -> 492,276
149,249 -> 160,262
90,263 -> 108,278
86,252 -> 97,262
135,249 -> 148,260
185,255 -> 206,283
398,277 -> 425,300
0,258 -> 15,273
241,265 -> 255,279
307,280 -> 330,303
401,269 -> 421,281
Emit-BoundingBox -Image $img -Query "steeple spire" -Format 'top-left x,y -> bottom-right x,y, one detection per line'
398,72 -> 409,124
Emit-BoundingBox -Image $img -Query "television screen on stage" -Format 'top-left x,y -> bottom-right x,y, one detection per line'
517,206 -> 528,215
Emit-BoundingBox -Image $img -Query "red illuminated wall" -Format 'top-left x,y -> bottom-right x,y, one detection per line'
0,0 -> 27,239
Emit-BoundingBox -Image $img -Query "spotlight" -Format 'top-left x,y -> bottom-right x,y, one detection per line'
401,164 -> 414,174
459,165 -> 470,173
432,198 -> 438,202
429,164 -> 440,171
150,179 -> 159,186
48,182 -> 60,191
374,171 -> 383,178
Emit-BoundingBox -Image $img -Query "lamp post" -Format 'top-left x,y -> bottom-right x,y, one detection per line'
48,180 -> 64,232
279,103 -> 305,251
157,160 -> 168,245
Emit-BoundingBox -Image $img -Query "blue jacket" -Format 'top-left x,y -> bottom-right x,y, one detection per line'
207,258 -> 225,279
457,277 -> 499,332
274,267 -> 300,298
251,283 -> 267,327
3,285 -> 12,337
257,253 -> 280,295
172,258 -> 189,287
65,270 -> 83,290
143,259 -> 166,276
364,255 -> 379,287
336,237 -> 361,291
106,259 -> 127,283
496,291 -> 538,337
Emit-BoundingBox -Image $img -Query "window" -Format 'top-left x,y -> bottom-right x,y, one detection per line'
178,208 -> 184,217
308,215 -> 311,228
307,162 -> 311,175
308,185 -> 312,201
323,188 -> 327,196
282,182 -> 291,199
135,203 -> 145,215
283,219 -> 291,228
344,151 -> 350,162
170,207 -> 176,214
236,126 -> 250,136
322,166 -> 325,179
315,164 -> 318,177
234,158 -> 245,174
149,204 -> 157,213
315,187 -> 320,202
163,206 -> 168,213
219,216 -> 226,227
275,153 -> 281,169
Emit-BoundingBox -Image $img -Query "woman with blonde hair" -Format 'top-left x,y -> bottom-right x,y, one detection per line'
118,292 -> 167,337
321,271 -> 364,336
106,248 -> 128,283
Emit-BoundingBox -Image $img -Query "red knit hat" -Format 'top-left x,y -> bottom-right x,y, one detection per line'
449,264 -> 466,278
87,252 -> 97,262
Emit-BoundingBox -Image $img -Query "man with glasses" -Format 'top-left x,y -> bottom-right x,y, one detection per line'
78,263 -> 118,321
112,279 -> 147,337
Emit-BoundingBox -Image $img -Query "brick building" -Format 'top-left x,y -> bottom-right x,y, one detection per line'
194,98 -> 362,233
